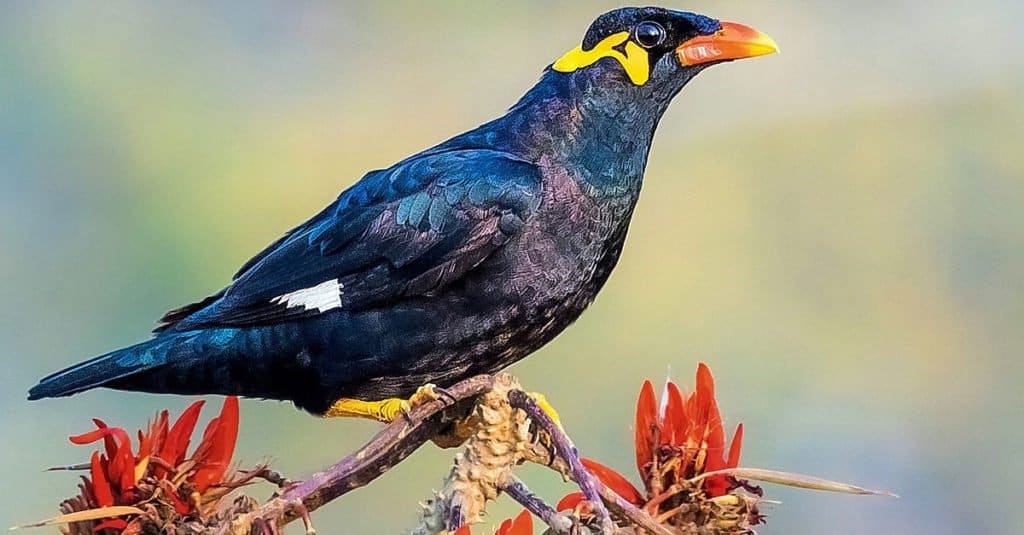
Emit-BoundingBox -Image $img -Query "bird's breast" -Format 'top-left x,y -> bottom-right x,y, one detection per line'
501,163 -> 636,310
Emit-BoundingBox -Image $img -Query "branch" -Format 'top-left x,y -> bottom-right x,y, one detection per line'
502,477 -> 574,535
507,390 -> 614,534
227,375 -> 494,534
506,391 -> 674,535
226,373 -> 670,535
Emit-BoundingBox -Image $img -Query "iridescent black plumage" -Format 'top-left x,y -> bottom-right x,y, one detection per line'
30,8 -> 746,413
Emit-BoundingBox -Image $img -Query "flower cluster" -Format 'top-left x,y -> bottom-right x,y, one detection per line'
456,364 -> 761,534
59,397 -> 241,533
635,362 -> 744,496
559,363 -> 760,531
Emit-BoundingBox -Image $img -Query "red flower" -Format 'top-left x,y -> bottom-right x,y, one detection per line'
66,397 -> 240,530
636,362 -> 743,497
558,363 -> 745,514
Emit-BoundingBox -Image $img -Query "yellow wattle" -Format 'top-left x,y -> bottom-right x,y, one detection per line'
553,32 -> 650,86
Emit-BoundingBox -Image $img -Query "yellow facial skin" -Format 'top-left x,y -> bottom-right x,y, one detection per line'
553,32 -> 651,86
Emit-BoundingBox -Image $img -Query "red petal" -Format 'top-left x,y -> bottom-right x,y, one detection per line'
696,363 -> 715,397
496,510 -> 533,535
452,527 -> 471,535
702,450 -> 728,497
149,410 -> 169,457
192,396 -> 239,492
705,448 -> 725,473
705,398 -> 725,453
661,382 -> 688,447
134,431 -> 153,484
93,518 -> 128,532
634,380 -> 658,478
704,478 -> 728,497
136,419 -> 156,464
93,419 -> 119,460
107,447 -> 126,493
69,428 -> 108,445
147,411 -> 170,479
90,451 -> 115,507
691,364 -> 725,458
690,364 -> 714,426
70,424 -> 130,456
74,425 -> 133,495
727,423 -> 743,468
582,458 -> 644,505
556,492 -> 585,512
159,400 -> 205,468
117,438 -> 137,492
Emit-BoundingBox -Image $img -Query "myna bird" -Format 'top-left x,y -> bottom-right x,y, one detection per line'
29,7 -> 777,421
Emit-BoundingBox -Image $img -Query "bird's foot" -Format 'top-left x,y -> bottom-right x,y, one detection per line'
408,383 -> 446,407
523,391 -> 564,462
526,391 -> 563,430
430,390 -> 563,449
323,384 -> 443,423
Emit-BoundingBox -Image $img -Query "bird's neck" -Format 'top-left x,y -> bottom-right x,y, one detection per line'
491,68 -> 673,198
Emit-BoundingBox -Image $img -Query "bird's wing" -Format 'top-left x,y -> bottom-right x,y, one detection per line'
158,150 -> 542,330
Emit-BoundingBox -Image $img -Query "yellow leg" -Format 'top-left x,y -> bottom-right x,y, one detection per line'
323,384 -> 441,423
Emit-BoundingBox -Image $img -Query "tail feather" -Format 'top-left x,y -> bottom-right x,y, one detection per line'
28,337 -> 173,400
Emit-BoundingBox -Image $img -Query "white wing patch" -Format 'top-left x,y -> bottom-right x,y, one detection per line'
271,279 -> 344,313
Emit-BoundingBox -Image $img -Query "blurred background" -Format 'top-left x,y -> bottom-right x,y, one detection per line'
2,1 -> 1021,533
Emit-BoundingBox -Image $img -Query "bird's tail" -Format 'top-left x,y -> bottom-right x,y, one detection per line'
28,335 -> 182,400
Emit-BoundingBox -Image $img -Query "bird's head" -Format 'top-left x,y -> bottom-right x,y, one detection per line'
553,7 -> 777,98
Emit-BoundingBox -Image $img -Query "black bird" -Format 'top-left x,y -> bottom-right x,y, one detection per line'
29,7 -> 777,420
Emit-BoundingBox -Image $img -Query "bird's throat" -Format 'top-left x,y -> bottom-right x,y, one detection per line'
506,69 -> 670,198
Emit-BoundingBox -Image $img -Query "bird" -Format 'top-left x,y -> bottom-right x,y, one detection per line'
29,7 -> 777,421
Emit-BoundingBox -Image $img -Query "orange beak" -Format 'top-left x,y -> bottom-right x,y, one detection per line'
676,21 -> 779,66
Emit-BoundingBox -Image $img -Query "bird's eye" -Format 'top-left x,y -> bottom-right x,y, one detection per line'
634,21 -> 666,49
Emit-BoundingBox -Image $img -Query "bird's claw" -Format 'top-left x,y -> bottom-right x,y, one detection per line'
398,383 -> 448,424
398,401 -> 415,425
407,383 -> 444,406
433,385 -> 458,405
527,391 -> 563,430
323,383 -> 449,423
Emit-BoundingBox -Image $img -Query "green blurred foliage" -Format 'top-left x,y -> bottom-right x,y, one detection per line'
1,2 -> 1021,534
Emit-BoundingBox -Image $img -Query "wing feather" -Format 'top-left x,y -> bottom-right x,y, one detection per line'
159,150 -> 541,331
